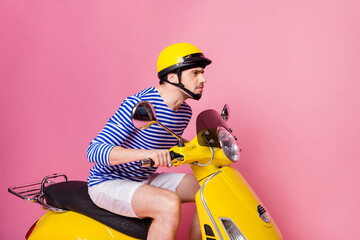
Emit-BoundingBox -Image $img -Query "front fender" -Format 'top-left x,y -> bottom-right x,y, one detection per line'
196,166 -> 282,240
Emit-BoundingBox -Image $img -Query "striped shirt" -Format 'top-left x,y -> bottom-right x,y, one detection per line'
87,87 -> 192,186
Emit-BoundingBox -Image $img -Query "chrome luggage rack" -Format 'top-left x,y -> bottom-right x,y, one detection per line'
8,173 -> 68,212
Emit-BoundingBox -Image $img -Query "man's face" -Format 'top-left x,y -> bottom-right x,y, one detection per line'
180,67 -> 206,96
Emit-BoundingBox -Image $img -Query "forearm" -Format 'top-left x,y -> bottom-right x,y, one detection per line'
109,146 -> 149,166
109,146 -> 171,167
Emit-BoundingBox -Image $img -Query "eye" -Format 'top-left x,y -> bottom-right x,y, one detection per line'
193,70 -> 204,76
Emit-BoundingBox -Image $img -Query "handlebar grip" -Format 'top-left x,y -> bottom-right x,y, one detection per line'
139,158 -> 154,167
139,151 -> 183,167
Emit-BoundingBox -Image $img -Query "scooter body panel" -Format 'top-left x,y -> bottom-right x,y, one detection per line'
28,211 -> 140,240
196,166 -> 282,240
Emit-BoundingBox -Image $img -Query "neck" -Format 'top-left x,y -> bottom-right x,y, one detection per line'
155,84 -> 187,110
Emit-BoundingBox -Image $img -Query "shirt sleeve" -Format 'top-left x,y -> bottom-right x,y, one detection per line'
86,97 -> 140,166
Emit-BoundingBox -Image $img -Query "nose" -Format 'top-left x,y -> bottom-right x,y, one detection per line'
199,73 -> 206,84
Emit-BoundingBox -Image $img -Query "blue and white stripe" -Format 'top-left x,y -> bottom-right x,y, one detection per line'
87,87 -> 192,186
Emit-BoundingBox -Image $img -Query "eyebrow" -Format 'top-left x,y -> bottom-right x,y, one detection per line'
191,69 -> 205,73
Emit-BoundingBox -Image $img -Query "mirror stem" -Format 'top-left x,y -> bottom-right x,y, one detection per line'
157,122 -> 185,147
178,139 -> 185,147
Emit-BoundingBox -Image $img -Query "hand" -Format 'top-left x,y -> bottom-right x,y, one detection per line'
146,149 -> 171,167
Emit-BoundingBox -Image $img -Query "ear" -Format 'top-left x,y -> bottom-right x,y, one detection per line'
167,73 -> 179,84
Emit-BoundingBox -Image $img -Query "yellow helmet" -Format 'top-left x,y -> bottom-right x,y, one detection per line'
157,43 -> 212,79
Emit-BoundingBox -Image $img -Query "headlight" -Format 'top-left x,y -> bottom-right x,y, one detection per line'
217,126 -> 240,162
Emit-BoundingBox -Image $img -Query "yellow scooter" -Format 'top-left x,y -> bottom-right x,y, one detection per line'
9,102 -> 282,240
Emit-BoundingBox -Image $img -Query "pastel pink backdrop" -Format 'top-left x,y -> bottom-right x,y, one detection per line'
1,0 -> 359,239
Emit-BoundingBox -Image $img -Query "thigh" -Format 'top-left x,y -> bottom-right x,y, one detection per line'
147,172 -> 186,192
88,179 -> 144,218
149,173 -> 199,202
131,184 -> 180,219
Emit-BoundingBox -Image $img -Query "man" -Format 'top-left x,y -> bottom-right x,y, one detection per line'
87,43 -> 212,240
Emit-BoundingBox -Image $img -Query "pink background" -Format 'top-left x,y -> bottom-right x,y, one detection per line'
1,0 -> 359,239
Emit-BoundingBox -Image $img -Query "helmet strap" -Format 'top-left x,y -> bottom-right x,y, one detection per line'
163,72 -> 202,100
180,84 -> 202,100
171,69 -> 202,100
163,79 -> 202,100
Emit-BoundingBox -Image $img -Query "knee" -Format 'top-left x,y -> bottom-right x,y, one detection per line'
157,191 -> 181,219
177,174 -> 200,202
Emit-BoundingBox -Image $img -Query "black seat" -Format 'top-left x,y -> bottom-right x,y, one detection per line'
45,181 -> 151,239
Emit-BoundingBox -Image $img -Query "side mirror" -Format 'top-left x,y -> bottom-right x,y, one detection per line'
221,104 -> 230,121
131,101 -> 157,130
131,101 -> 185,147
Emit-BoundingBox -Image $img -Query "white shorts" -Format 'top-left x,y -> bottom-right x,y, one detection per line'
88,172 -> 186,218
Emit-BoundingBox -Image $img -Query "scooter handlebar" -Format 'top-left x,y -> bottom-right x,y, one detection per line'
139,151 -> 182,167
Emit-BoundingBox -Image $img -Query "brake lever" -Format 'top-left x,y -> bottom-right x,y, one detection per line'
169,151 -> 184,167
